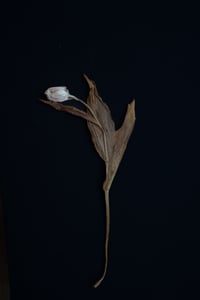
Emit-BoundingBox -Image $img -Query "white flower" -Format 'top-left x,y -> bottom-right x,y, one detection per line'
44,86 -> 70,102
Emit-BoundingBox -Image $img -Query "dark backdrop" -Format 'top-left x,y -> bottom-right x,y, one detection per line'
1,3 -> 200,300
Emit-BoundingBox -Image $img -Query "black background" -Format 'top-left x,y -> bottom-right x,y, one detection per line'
1,2 -> 200,300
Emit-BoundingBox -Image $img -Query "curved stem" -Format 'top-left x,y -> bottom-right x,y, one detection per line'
70,95 -> 111,287
70,95 -> 109,163
94,187 -> 110,288
93,161 -> 110,288
69,95 -> 102,129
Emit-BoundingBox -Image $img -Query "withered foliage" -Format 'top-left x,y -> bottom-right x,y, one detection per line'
41,75 -> 136,288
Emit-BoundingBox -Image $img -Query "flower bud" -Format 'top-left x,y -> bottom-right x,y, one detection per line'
44,86 -> 70,102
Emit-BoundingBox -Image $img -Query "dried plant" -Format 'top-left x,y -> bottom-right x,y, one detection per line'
40,74 -> 136,288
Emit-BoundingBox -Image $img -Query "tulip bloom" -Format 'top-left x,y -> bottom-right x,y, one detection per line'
44,86 -> 70,102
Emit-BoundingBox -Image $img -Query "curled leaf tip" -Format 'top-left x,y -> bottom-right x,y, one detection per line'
83,74 -> 96,89
130,98 -> 135,106
83,73 -> 89,80
128,100 -> 136,118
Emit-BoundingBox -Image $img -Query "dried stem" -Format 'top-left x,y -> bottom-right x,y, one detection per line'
70,96 -> 102,130
71,96 -> 109,164
93,162 -> 110,288
71,95 -> 111,287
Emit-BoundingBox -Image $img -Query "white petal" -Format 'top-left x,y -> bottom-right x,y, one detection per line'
44,86 -> 70,102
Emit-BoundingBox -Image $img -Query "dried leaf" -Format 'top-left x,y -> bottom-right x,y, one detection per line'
84,75 -> 115,162
83,75 -> 136,191
40,99 -> 98,125
103,100 -> 136,191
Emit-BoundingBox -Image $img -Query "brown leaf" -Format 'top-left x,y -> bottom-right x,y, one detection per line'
41,77 -> 136,193
83,75 -> 115,162
40,99 -> 98,126
103,100 -> 136,191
